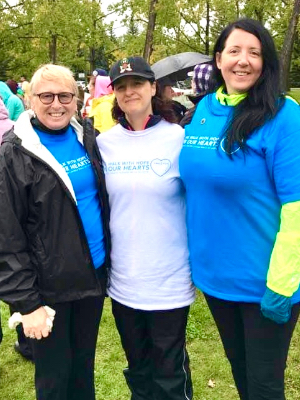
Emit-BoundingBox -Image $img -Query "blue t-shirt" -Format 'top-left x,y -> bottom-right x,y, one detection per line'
179,94 -> 300,303
36,125 -> 105,269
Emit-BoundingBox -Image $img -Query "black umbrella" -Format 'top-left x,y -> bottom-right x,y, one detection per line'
151,52 -> 212,81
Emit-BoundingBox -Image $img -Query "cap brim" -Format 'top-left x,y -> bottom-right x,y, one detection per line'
109,72 -> 155,86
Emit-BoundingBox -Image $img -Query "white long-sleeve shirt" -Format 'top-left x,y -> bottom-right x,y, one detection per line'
97,120 -> 195,310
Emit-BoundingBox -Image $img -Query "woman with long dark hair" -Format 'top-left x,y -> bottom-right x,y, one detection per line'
180,18 -> 300,400
97,56 -> 195,400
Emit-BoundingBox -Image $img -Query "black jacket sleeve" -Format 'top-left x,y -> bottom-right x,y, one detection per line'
0,143 -> 42,314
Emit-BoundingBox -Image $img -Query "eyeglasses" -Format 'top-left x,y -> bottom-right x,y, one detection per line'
34,92 -> 75,105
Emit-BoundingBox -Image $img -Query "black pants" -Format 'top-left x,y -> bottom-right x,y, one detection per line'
9,304 -> 33,359
31,295 -> 104,400
204,293 -> 300,400
31,268 -> 106,400
112,299 -> 193,400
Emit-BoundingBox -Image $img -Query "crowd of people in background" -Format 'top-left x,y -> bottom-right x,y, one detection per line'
0,17 -> 300,400
0,60 -> 205,138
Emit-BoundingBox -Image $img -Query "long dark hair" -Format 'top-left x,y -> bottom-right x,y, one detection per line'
208,18 -> 285,154
111,78 -> 177,124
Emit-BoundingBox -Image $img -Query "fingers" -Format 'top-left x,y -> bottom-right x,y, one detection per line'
41,326 -> 50,338
33,331 -> 42,340
23,307 -> 52,340
24,326 -> 49,339
26,327 -> 50,340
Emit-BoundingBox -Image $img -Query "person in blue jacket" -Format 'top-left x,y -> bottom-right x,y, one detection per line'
0,81 -> 24,121
180,18 -> 300,400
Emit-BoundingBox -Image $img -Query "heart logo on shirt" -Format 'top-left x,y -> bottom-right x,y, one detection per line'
150,159 -> 171,176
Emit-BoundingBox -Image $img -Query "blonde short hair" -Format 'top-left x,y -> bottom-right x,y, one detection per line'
30,64 -> 78,97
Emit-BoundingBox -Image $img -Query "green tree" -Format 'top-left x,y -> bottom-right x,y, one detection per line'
1,0 -> 300,87
280,0 -> 300,90
0,0 -> 116,80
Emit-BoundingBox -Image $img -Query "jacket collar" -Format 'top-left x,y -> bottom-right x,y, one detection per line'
13,110 -> 83,203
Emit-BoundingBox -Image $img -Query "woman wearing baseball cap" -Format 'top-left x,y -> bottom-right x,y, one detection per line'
97,56 -> 195,400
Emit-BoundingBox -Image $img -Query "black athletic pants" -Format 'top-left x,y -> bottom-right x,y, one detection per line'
9,305 -> 34,360
204,293 -> 300,400
31,268 -> 106,400
112,299 -> 193,400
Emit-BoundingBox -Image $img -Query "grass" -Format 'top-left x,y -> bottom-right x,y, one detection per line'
1,292 -> 300,400
289,88 -> 300,103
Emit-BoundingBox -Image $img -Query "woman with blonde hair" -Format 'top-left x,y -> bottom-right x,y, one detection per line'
0,64 -> 110,400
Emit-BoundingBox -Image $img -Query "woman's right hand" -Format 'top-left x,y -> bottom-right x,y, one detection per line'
22,306 -> 51,340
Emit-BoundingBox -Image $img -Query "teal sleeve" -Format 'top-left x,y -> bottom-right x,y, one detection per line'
267,200 -> 300,296
7,96 -> 25,121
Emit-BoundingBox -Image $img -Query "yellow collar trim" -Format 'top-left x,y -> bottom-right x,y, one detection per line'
216,85 -> 247,106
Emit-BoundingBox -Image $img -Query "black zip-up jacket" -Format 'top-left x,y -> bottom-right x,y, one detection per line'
0,111 -> 111,314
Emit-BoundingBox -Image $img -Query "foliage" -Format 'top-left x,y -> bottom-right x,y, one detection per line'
0,0 -> 116,81
0,0 -> 299,88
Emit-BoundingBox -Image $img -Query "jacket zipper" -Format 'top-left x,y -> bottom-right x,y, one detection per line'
14,142 -> 102,287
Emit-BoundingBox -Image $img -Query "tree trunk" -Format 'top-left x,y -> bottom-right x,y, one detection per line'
89,46 -> 96,73
143,0 -> 159,62
48,0 -> 57,63
280,0 -> 300,91
235,0 -> 240,18
89,6 -> 99,75
205,0 -> 210,55
49,33 -> 57,63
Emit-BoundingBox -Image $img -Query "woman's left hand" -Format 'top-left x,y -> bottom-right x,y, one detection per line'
22,306 -> 51,340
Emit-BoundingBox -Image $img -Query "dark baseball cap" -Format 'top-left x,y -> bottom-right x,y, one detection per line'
109,57 -> 155,86
93,68 -> 108,77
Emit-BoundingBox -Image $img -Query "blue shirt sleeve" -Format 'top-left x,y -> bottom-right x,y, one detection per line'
264,99 -> 300,204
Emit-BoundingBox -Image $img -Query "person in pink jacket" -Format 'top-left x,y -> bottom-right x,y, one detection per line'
0,97 -> 14,145
89,76 -> 116,134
